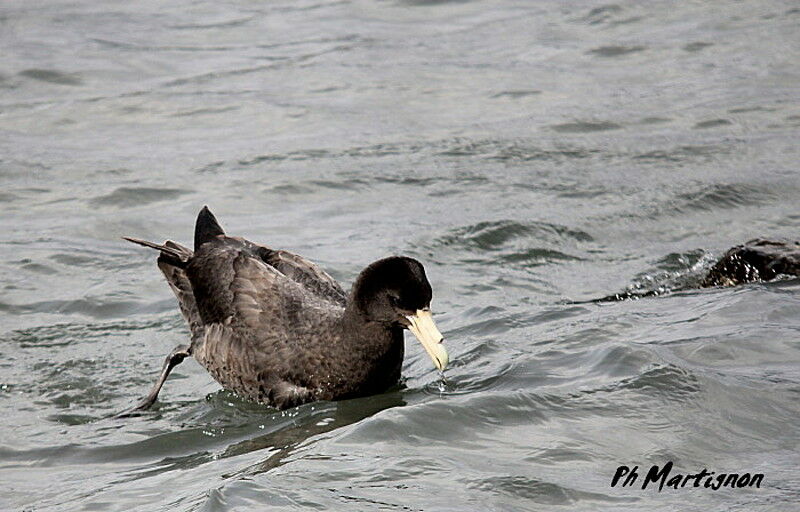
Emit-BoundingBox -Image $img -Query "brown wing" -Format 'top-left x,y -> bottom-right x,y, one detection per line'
185,239 -> 343,407
153,241 -> 206,348
262,249 -> 346,305
228,236 -> 347,306
124,236 -> 204,348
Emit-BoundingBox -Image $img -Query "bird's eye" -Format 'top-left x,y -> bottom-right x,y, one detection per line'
389,295 -> 400,307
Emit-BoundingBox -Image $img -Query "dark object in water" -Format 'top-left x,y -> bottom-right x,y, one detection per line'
117,206 -> 448,415
590,238 -> 800,303
700,238 -> 800,287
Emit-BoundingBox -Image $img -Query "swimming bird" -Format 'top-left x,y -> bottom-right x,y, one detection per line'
120,206 -> 448,413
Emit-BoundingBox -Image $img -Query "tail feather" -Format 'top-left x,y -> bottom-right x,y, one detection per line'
124,236 -> 190,268
194,206 -> 225,251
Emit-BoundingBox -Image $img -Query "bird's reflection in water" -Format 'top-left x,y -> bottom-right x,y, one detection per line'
215,387 -> 407,477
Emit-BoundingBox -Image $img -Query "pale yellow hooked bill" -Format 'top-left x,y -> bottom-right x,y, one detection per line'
406,308 -> 449,371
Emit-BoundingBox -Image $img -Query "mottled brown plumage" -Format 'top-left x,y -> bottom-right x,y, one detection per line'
119,206 -> 445,414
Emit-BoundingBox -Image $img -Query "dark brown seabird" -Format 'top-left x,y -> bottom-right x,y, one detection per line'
119,206 -> 448,414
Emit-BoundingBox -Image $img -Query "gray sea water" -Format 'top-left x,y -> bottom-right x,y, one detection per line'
2,1 -> 799,510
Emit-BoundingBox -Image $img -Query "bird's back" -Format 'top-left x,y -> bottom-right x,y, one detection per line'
151,208 -> 350,407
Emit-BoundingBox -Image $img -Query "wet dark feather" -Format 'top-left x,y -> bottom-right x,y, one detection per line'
133,206 -> 424,409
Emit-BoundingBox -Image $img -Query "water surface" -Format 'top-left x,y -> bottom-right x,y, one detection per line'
2,0 -> 799,510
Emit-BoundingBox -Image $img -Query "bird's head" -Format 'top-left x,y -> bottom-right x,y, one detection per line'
352,256 -> 449,371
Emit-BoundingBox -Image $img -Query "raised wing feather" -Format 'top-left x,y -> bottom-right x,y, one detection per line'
228,236 -> 347,306
153,241 -> 205,347
229,251 -> 340,334
261,249 -> 347,306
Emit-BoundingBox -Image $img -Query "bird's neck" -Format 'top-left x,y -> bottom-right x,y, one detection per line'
341,304 -> 397,347
340,304 -> 404,373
